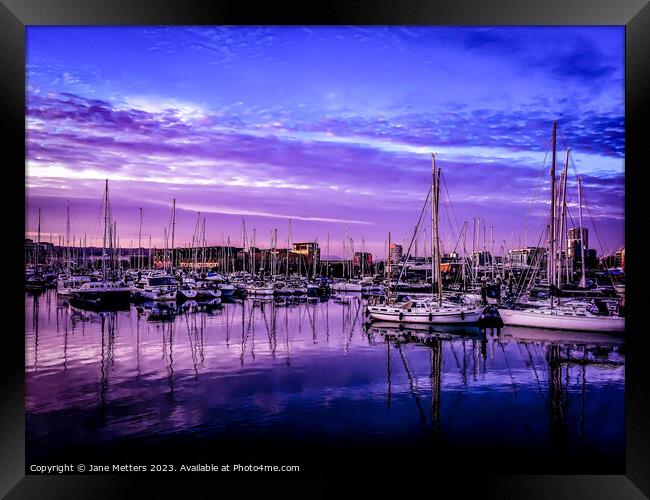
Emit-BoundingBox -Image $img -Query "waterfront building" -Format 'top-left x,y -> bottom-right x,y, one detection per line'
353,251 -> 373,269
292,242 -> 320,266
24,238 -> 54,265
567,227 -> 589,259
508,247 -> 547,268
389,243 -> 403,265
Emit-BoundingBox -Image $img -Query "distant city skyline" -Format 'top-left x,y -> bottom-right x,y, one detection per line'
26,26 -> 624,258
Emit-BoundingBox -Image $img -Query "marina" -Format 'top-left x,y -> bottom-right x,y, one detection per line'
24,125 -> 626,334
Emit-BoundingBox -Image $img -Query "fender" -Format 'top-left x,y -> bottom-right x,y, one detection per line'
460,311 -> 465,320
399,312 -> 404,321
428,312 -> 433,322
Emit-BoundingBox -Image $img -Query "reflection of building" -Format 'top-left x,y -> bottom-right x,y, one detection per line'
567,227 -> 588,259
389,243 -> 403,265
508,247 -> 546,267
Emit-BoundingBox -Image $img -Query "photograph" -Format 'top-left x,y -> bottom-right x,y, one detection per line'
23,25 -> 629,477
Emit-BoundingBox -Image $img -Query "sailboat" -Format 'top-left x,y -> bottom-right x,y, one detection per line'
25,208 -> 47,291
367,154 -> 484,324
70,180 -> 131,308
498,122 -> 624,333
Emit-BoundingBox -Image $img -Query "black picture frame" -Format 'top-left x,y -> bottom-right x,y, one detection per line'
3,1 -> 648,497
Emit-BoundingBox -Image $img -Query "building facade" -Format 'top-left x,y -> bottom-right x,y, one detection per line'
508,247 -> 547,267
567,227 -> 589,259
389,243 -> 403,265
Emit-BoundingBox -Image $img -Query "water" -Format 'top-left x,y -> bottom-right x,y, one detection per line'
26,290 -> 625,473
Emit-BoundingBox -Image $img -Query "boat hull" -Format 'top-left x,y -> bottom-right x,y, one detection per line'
248,288 -> 274,296
498,308 -> 625,332
196,289 -> 221,300
70,289 -> 131,308
177,291 -> 198,301
133,289 -> 177,302
367,305 -> 483,324
331,283 -> 363,292
218,285 -> 235,297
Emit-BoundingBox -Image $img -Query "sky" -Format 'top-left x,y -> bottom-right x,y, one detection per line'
25,26 -> 624,258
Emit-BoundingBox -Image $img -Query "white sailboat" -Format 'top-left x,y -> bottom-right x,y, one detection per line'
71,180 -> 131,307
330,280 -> 363,292
498,306 -> 624,332
246,282 -> 275,295
367,154 -> 484,324
498,122 -> 624,333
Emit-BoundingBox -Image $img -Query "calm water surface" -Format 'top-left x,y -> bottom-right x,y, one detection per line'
25,290 -> 625,472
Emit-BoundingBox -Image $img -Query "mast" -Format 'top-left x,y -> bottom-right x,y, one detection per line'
313,238 -> 318,279
273,229 -> 278,276
431,154 -> 442,306
490,225 -> 495,280
112,221 -> 116,273
387,231 -> 392,304
163,227 -> 168,271
326,232 -> 330,278
350,237 -> 354,278
202,218 -> 206,270
432,158 -> 437,298
36,207 -> 41,268
252,228 -> 256,278
462,221 -> 467,290
577,175 -> 587,288
286,219 -> 291,280
138,207 -> 143,270
227,236 -> 231,274
549,122 -> 557,308
102,179 -> 109,281
192,212 -> 200,273
66,201 -> 71,273
473,217 -> 479,282
170,198 -> 176,273
557,148 -> 570,288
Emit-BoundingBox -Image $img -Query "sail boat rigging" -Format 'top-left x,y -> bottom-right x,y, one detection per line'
498,123 -> 624,332
70,180 -> 131,307
366,154 -> 484,324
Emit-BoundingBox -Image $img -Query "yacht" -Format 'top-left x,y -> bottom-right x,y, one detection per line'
132,273 -> 178,301
330,279 -> 363,292
498,304 -> 624,332
70,281 -> 132,307
56,274 -> 92,296
367,298 -> 483,324
246,282 -> 275,296
367,154 -> 484,325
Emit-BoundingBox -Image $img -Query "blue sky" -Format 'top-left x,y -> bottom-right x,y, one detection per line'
26,26 -> 624,257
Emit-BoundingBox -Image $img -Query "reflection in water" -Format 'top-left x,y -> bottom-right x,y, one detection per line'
26,290 -> 624,469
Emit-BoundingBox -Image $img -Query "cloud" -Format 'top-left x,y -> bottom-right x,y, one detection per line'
24,26 -> 624,254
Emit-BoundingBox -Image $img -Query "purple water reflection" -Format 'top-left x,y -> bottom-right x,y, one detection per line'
25,290 -> 625,472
